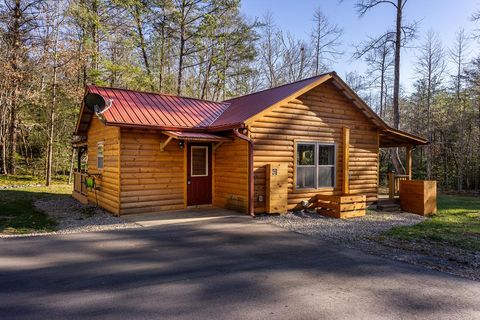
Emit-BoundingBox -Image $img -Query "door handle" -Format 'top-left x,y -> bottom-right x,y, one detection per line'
187,180 -> 191,185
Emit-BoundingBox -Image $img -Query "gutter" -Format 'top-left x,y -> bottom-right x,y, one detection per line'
233,128 -> 255,217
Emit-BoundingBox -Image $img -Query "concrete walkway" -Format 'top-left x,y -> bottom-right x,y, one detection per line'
0,214 -> 479,319
123,208 -> 248,227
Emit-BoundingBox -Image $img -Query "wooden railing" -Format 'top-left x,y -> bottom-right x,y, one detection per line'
73,171 -> 88,196
387,172 -> 410,199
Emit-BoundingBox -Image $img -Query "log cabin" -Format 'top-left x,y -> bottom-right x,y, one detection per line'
72,72 -> 428,217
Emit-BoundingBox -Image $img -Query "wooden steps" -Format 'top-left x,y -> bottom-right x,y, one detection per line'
317,194 -> 366,219
376,199 -> 401,212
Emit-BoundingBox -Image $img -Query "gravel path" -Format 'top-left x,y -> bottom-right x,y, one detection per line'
1,196 -> 140,238
258,210 -> 480,281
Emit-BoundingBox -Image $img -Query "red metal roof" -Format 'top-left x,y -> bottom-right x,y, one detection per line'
75,74 -> 427,146
87,85 -> 230,130
209,74 -> 331,128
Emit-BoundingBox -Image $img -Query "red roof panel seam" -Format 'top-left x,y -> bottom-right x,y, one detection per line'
115,89 -> 145,125
135,91 -> 165,126
160,95 -> 192,127
147,93 -> 177,127
181,98 -> 219,127
132,90 -> 165,126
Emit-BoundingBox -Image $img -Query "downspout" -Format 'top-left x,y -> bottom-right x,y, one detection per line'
234,128 -> 255,217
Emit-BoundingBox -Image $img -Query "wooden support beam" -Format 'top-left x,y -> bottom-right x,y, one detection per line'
342,127 -> 350,195
213,141 -> 224,151
160,136 -> 173,151
406,145 -> 412,179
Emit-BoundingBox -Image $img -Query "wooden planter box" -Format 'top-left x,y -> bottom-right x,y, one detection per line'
399,180 -> 437,216
317,195 -> 366,219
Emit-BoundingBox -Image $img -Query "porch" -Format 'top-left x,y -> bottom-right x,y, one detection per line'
71,139 -> 88,205
377,128 -> 436,215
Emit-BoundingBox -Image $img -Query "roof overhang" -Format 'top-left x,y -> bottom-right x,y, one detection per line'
379,128 -> 428,148
327,73 -> 428,147
162,131 -> 231,142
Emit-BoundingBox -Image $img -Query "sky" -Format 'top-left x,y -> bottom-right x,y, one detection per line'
240,0 -> 480,93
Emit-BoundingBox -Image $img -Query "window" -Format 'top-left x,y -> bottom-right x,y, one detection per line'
97,142 -> 104,169
296,142 -> 335,189
191,146 -> 208,177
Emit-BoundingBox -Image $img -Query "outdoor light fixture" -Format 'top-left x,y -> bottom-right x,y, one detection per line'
178,141 -> 184,149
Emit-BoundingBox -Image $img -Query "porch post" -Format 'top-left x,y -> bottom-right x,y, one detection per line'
342,127 -> 350,195
76,148 -> 82,172
406,145 -> 412,180
388,172 -> 395,199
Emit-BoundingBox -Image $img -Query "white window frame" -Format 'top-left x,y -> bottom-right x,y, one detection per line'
295,141 -> 336,190
190,146 -> 209,177
97,141 -> 104,170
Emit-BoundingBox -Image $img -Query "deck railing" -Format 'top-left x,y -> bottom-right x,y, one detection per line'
73,171 -> 88,196
387,172 -> 410,199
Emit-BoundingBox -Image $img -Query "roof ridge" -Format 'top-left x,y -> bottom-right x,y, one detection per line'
87,84 -> 229,105
222,72 -> 332,102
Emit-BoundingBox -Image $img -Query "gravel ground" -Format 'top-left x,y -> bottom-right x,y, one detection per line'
0,183 -> 42,189
258,210 -> 480,281
0,196 -> 140,238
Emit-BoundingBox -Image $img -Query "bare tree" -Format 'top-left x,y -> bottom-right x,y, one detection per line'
310,8 -> 343,75
472,9 -> 480,39
42,0 -> 67,186
258,12 -> 283,88
449,29 -> 470,191
280,33 -> 311,82
449,29 -> 469,99
363,40 -> 394,117
415,30 -> 445,179
355,0 -> 416,129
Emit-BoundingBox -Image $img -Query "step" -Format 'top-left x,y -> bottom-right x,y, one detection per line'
377,199 -> 400,205
377,203 -> 401,212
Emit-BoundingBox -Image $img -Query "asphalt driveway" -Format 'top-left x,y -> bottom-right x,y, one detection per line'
1,216 -> 479,320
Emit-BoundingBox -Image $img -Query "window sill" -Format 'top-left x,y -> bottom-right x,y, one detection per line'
293,187 -> 336,193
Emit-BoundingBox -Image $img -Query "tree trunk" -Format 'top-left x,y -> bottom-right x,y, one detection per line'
200,50 -> 213,100
392,0 -> 402,129
67,148 -> 75,185
46,36 -> 59,186
8,99 -> 18,175
390,148 -> 404,174
1,138 -> 7,175
133,5 -> 154,90
176,2 -> 186,95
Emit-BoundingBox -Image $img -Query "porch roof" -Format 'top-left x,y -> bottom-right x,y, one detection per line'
162,131 -> 231,142
379,128 -> 428,148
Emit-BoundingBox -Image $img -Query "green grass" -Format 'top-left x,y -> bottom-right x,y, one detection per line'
0,184 -> 72,234
0,174 -> 68,186
383,195 -> 480,251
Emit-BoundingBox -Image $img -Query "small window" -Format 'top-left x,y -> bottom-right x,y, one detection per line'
97,142 -> 104,169
296,142 -> 336,189
191,146 -> 208,177
296,143 -> 316,189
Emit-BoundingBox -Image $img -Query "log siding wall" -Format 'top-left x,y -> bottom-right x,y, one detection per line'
213,138 -> 249,213
119,128 -> 185,214
87,117 -> 121,214
250,81 -> 379,213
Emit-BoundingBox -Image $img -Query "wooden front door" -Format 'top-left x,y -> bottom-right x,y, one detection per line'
187,143 -> 212,206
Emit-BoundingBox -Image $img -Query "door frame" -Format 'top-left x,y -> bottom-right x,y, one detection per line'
185,142 -> 213,207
